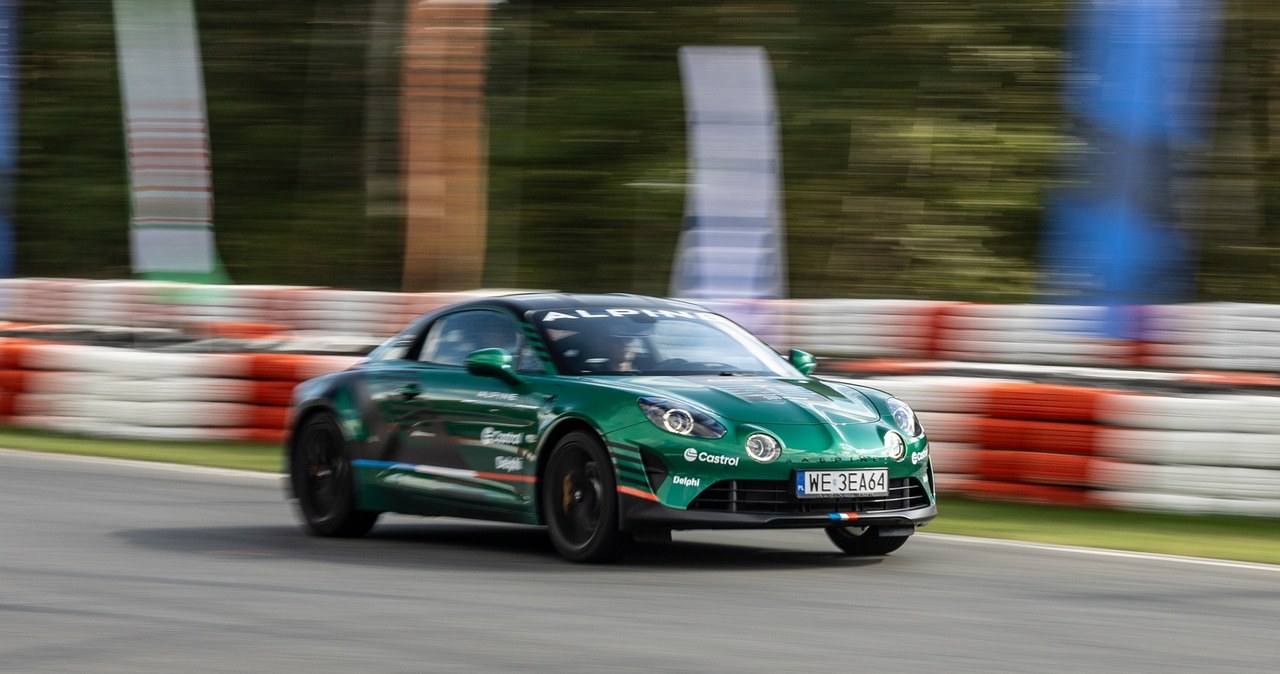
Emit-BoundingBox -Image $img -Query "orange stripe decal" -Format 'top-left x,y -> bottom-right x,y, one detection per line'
617,485 -> 659,502
474,471 -> 537,483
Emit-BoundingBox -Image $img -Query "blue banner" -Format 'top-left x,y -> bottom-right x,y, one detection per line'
0,0 -> 15,278
1045,0 -> 1219,339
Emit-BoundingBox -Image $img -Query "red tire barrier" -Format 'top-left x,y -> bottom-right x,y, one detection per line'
984,382 -> 1106,422
975,419 -> 1101,456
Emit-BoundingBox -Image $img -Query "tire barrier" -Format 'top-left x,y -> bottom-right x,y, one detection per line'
932,303 -> 1139,367
0,338 -> 359,443
850,376 -> 1280,517
5,279 -> 1280,374
782,299 -> 944,359
1143,303 -> 1280,372
0,279 -> 489,342
1,279 -> 1279,518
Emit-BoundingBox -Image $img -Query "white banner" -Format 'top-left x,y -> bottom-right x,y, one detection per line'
113,0 -> 225,281
671,46 -> 786,302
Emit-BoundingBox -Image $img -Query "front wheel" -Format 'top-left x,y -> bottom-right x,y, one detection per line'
541,430 -> 632,563
289,413 -> 379,538
825,525 -> 910,556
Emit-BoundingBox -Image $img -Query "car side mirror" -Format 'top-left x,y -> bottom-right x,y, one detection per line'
465,348 -> 521,383
789,348 -> 816,375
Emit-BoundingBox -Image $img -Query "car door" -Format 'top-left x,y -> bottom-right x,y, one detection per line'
378,308 -> 543,515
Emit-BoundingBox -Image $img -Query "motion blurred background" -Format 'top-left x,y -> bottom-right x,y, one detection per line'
4,1 -> 1280,526
14,0 -> 1278,302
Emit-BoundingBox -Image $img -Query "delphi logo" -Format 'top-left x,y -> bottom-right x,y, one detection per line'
494,456 -> 524,472
672,475 -> 700,488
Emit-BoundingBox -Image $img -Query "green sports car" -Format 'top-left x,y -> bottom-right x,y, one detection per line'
286,293 -> 936,562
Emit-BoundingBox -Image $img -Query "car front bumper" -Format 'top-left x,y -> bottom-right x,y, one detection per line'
619,495 -> 937,532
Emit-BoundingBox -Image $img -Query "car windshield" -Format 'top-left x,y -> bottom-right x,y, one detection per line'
530,307 -> 799,377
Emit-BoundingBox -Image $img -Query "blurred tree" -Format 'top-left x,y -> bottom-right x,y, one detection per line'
13,0 -> 1280,301
17,0 -> 130,278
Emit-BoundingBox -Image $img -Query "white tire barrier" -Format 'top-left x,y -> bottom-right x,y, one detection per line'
1093,461 -> 1280,500
1101,394 -> 1280,434
0,338 -> 359,444
1099,429 -> 1280,468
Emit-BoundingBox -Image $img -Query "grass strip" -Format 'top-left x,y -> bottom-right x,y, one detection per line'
4,428 -> 1279,565
931,496 -> 1280,565
0,428 -> 281,473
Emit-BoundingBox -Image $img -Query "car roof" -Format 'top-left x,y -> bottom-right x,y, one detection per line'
455,292 -> 711,314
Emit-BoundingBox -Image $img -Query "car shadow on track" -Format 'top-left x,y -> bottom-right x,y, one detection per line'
114,519 -> 890,572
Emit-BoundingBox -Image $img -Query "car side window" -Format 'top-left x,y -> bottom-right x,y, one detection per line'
420,310 -> 521,367
513,339 -> 544,374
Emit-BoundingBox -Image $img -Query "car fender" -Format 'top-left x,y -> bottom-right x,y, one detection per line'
288,371 -> 377,451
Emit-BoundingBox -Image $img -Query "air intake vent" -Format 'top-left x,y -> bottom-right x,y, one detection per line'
688,478 -> 929,514
639,446 -> 669,491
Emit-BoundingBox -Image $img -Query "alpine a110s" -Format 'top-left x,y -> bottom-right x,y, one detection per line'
286,293 -> 936,562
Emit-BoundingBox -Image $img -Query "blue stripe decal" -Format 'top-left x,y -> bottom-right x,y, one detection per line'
353,459 -> 412,471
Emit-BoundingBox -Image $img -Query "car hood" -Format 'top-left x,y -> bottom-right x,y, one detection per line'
589,375 -> 884,426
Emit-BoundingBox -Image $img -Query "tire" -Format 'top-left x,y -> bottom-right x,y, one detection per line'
290,412 -> 379,538
541,430 -> 632,563
825,525 -> 910,556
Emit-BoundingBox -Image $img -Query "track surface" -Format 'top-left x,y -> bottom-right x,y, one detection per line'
2,449 -> 1278,673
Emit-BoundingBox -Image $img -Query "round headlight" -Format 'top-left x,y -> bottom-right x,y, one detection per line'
638,398 -> 727,439
745,433 -> 782,463
885,431 -> 905,460
887,398 -> 922,438
662,408 -> 695,435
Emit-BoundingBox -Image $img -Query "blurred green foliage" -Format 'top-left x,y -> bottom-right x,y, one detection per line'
15,1 -> 1280,300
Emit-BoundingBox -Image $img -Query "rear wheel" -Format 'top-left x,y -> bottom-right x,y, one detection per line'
290,413 -> 379,537
825,525 -> 910,556
541,430 -> 632,563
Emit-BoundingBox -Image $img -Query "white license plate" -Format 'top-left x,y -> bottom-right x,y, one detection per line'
795,469 -> 888,498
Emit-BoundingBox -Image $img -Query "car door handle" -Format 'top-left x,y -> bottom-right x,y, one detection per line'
396,384 -> 421,400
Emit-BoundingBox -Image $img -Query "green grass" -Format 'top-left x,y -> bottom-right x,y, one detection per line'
0,428 -> 281,473
931,496 -> 1280,566
5,428 -> 1279,565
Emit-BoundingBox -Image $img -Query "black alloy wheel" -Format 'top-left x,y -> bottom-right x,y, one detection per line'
825,525 -> 911,556
290,413 -> 379,537
541,430 -> 632,563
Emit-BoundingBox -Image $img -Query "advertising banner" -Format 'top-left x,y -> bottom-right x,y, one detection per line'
113,0 -> 226,282
1044,0 -> 1218,338
671,46 -> 786,303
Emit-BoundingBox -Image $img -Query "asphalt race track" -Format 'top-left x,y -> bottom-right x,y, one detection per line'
2,449 -> 1278,673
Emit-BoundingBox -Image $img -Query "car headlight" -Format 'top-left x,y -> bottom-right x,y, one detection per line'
884,431 -> 905,460
638,398 -> 726,439
887,398 -> 923,438
745,433 -> 782,463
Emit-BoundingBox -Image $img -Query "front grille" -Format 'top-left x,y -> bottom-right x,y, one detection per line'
688,477 -> 929,514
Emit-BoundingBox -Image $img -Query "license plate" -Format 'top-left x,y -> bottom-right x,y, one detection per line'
795,469 -> 888,498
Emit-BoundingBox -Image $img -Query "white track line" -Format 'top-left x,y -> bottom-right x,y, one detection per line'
922,532 -> 1280,573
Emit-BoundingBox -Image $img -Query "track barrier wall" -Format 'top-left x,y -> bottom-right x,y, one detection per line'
1,279 -> 1277,517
